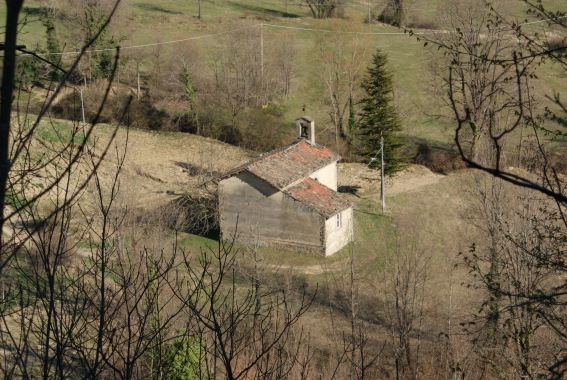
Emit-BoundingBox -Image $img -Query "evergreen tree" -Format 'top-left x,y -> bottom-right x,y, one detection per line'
15,52 -> 42,91
42,17 -> 62,82
356,49 -> 405,175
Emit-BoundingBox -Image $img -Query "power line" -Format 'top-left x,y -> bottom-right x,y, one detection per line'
21,13 -> 567,58
265,23 -> 415,35
26,24 -> 261,57
521,15 -> 567,26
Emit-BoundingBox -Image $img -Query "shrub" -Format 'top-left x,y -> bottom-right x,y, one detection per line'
406,17 -> 439,30
547,36 -> 567,57
377,0 -> 405,27
413,143 -> 467,174
50,89 -> 174,131
237,106 -> 291,151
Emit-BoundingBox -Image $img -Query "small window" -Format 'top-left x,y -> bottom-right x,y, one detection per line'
336,213 -> 342,228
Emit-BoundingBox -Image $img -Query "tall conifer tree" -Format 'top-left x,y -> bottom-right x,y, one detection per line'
356,49 -> 405,175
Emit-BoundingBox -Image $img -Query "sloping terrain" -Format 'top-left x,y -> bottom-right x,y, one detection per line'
90,125 -> 446,212
10,118 -> 526,377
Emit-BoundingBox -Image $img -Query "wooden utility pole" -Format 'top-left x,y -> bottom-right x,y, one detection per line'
260,23 -> 264,79
198,0 -> 201,20
260,23 -> 265,106
136,62 -> 140,101
381,135 -> 385,213
80,89 -> 90,154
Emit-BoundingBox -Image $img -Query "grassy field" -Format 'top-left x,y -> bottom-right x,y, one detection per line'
5,0 -> 564,154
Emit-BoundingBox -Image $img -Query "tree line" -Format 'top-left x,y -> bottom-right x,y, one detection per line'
13,0 -> 407,169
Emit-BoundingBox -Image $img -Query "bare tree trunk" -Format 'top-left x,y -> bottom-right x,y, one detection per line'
383,231 -> 428,379
0,0 -> 24,251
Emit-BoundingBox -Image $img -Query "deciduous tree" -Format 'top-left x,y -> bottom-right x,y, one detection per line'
177,239 -> 313,380
301,0 -> 344,19
418,1 -> 567,376
417,0 -> 532,167
462,175 -> 562,378
313,21 -> 368,150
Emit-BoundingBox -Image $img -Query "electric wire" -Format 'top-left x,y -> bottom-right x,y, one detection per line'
22,11 -> 566,58
26,24 -> 260,57
341,148 -> 381,185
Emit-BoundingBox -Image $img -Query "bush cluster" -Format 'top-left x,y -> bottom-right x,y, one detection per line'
48,84 -> 293,153
412,143 -> 467,174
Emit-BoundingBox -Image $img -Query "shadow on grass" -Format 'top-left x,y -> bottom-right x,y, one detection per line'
22,6 -> 45,17
407,137 -> 468,174
338,185 -> 361,197
227,1 -> 299,18
136,3 -> 182,14
405,136 -> 452,153
353,208 -> 382,217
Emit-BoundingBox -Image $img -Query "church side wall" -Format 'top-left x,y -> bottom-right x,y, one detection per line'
324,207 -> 354,256
219,173 -> 325,253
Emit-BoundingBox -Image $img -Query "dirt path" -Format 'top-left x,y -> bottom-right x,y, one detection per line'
338,163 -> 444,196
276,258 -> 349,275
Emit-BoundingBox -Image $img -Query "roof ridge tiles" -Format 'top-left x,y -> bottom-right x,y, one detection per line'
284,178 -> 353,218
219,139 -> 341,190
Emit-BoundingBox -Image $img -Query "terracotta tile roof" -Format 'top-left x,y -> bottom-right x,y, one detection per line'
284,178 -> 353,218
222,139 -> 341,190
